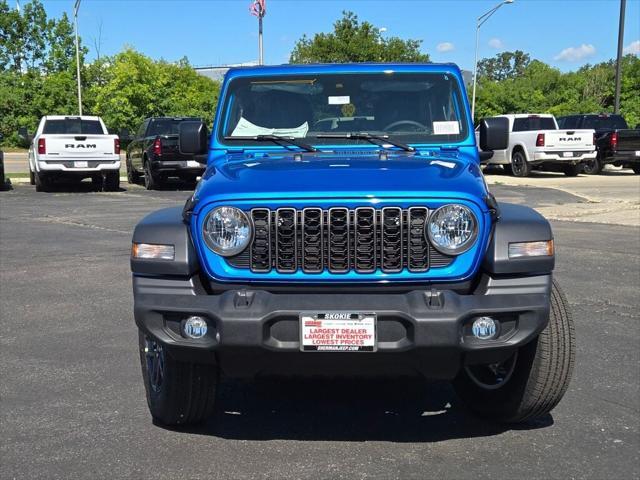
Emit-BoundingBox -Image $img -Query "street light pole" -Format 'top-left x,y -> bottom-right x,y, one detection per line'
614,0 -> 626,114
74,0 -> 82,115
471,0 -> 514,121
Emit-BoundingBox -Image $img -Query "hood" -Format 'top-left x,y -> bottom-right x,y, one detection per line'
193,150 -> 489,212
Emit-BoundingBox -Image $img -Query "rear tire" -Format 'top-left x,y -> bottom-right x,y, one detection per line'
104,171 -> 120,191
143,161 -> 160,190
34,170 -> 50,192
453,280 -> 575,423
29,169 -> 35,185
138,331 -> 218,426
563,163 -> 581,177
510,150 -> 531,177
126,156 -> 140,184
583,155 -> 603,175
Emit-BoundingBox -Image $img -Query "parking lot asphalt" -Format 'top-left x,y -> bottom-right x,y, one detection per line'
1,182 -> 638,480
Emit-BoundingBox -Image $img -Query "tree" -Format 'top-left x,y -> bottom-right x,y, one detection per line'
290,11 -> 429,64
477,50 -> 531,82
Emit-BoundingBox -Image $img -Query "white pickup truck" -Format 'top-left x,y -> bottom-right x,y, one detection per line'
481,114 -> 596,177
26,116 -> 121,191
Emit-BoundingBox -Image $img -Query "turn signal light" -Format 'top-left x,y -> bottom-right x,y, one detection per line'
38,138 -> 46,154
131,242 -> 175,260
508,240 -> 554,258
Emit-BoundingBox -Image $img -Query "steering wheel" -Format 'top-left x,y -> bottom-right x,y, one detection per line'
383,120 -> 428,132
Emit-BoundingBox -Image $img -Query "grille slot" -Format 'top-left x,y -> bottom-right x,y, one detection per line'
354,207 -> 376,273
407,207 -> 429,272
328,208 -> 350,273
241,207 -> 454,274
381,207 -> 403,272
250,208 -> 271,272
301,208 -> 323,273
275,208 -> 297,273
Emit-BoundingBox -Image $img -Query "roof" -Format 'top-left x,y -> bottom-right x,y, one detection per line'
224,62 -> 465,80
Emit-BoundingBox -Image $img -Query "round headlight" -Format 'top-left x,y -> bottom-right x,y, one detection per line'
203,206 -> 252,256
427,204 -> 478,255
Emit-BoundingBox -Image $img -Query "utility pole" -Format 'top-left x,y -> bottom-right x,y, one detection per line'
74,0 -> 83,115
614,0 -> 626,114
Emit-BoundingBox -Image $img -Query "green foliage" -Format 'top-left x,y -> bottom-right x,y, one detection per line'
477,50 -> 530,81
474,52 -> 640,128
290,11 -> 429,64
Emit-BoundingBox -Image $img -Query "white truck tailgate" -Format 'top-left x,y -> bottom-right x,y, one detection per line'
43,134 -> 117,158
543,130 -> 593,151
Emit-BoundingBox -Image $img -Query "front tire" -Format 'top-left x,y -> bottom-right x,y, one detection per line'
510,150 -> 531,177
138,331 -> 218,426
453,280 -> 575,423
126,156 -> 140,184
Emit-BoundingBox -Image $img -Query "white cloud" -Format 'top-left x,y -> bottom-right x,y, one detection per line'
488,38 -> 504,49
436,42 -> 455,53
623,40 -> 640,55
554,44 -> 596,62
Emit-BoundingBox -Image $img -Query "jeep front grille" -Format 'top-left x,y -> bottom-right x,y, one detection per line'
226,207 -> 454,274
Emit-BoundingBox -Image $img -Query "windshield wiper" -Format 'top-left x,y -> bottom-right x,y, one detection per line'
224,134 -> 317,152
315,133 -> 415,152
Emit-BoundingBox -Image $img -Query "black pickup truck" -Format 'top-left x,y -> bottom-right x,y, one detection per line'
125,117 -> 207,189
557,114 -> 640,174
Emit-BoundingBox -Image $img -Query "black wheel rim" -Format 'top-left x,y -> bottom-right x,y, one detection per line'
465,351 -> 518,390
144,336 -> 165,393
512,153 -> 525,176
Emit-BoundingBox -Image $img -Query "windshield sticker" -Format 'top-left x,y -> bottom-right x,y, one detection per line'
433,121 -> 460,135
328,95 -> 350,105
341,103 -> 356,117
231,117 -> 309,138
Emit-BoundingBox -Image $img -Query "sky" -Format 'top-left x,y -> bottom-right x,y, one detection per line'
40,0 -> 640,72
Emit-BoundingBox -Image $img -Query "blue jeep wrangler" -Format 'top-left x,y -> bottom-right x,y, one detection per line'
131,63 -> 575,426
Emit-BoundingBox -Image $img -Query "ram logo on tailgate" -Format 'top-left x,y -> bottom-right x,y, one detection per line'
65,144 -> 97,148
559,137 -> 581,142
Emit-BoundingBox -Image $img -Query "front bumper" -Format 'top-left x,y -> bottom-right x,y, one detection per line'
532,150 -> 596,163
133,273 -> 552,379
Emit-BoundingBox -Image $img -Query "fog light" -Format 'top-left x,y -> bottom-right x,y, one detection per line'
183,316 -> 208,339
472,317 -> 497,340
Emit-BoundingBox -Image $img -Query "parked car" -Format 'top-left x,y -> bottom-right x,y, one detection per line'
22,116 -> 120,192
481,114 -> 596,177
131,63 -> 575,427
125,117 -> 206,190
557,114 -> 640,174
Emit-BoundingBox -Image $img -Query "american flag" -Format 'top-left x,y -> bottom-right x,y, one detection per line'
249,0 -> 266,18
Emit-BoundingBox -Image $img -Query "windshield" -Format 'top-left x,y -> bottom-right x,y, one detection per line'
43,118 -> 104,135
219,72 -> 469,146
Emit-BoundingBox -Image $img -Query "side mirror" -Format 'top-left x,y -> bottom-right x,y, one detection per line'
18,127 -> 32,144
479,117 -> 509,152
179,121 -> 209,163
118,128 -> 131,141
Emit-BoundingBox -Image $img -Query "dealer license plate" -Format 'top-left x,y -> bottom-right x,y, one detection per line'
75,161 -> 88,168
300,312 -> 376,352
562,152 -> 573,157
